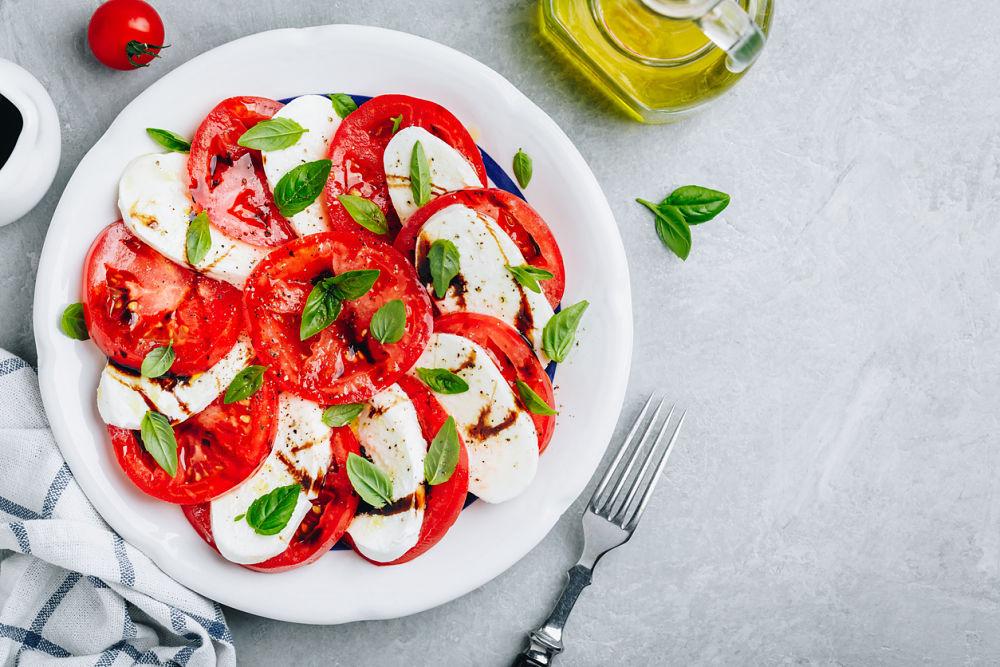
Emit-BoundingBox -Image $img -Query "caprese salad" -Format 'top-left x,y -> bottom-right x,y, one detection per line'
61,92 -> 589,571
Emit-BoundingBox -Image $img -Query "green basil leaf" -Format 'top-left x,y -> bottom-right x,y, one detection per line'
185,211 -> 211,265
346,453 -> 393,508
663,185 -> 730,224
410,141 -> 431,207
237,117 -> 308,151
140,411 -> 177,477
637,199 -> 691,260
415,367 -> 469,395
506,264 -> 553,294
140,343 -> 174,378
224,365 -> 267,404
300,278 -> 343,340
146,127 -> 191,153
338,194 -> 388,235
513,148 -> 532,189
328,93 -> 358,119
274,159 -> 332,218
233,513 -> 245,522
245,483 -> 301,535
330,269 -> 380,301
424,416 -> 460,485
516,380 -> 557,416
390,114 -> 403,134
60,303 -> 89,341
542,300 -> 589,363
370,299 -> 406,344
428,239 -> 460,298
322,403 -> 366,427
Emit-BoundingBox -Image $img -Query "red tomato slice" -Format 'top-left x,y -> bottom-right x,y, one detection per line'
346,374 -> 469,566
182,426 -> 361,572
435,313 -> 556,452
324,94 -> 487,242
108,367 -> 278,504
83,221 -> 243,375
244,231 -> 433,404
394,188 -> 565,307
188,96 -> 296,248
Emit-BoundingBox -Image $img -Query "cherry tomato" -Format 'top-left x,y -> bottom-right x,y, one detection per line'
87,0 -> 167,71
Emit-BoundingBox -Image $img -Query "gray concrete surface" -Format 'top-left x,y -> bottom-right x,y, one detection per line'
3,0 -> 1000,664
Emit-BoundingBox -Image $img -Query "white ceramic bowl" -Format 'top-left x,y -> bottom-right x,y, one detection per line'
33,25 -> 632,624
0,58 -> 61,227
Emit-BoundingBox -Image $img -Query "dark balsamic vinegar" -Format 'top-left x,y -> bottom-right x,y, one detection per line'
0,94 -> 23,169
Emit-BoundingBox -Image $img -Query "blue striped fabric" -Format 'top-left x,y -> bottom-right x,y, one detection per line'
0,350 -> 235,665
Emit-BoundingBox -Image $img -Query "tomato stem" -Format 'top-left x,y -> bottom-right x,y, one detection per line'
125,39 -> 170,68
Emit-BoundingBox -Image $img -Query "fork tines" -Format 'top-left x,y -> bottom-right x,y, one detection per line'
589,394 -> 685,532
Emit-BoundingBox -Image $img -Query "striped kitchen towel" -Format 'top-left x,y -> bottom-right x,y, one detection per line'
0,349 -> 236,666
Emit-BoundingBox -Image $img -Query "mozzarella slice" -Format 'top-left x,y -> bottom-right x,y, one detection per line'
262,95 -> 340,236
96,334 -> 253,429
117,152 -> 268,288
383,126 -> 481,223
415,203 -> 554,361
410,333 -> 538,503
210,393 -> 332,565
347,384 -> 427,563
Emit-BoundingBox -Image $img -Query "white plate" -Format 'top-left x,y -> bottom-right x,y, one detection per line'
33,25 -> 632,624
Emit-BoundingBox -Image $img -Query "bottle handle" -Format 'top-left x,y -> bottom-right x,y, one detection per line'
642,0 -> 766,73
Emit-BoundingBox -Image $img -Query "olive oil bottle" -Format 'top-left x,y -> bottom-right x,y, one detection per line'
540,0 -> 773,122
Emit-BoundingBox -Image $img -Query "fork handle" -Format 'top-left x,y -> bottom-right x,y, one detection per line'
512,564 -> 593,666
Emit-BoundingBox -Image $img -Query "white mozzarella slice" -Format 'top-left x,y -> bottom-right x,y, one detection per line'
383,126 -> 481,223
262,95 -> 340,236
347,384 -> 427,563
96,334 -> 253,429
117,152 -> 268,288
416,203 -> 554,361
210,393 -> 333,565
410,333 -> 538,503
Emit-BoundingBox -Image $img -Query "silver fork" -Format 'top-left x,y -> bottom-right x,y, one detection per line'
513,395 -> 686,667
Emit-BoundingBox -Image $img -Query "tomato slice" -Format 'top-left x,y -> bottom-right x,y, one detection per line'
346,375 -> 470,566
83,221 -> 243,375
108,366 -> 278,504
435,313 -> 556,452
394,188 -> 565,307
188,96 -> 296,247
244,231 -> 433,404
182,426 -> 361,572
324,94 -> 487,242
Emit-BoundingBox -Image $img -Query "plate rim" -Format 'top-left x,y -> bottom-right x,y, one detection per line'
32,24 -> 633,624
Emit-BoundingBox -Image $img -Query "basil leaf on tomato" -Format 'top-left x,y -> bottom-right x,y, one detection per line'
140,411 -> 177,477
424,416 -> 459,485
346,453 -> 393,508
237,117 -> 308,151
370,299 -> 406,344
542,300 -> 589,363
224,365 -> 267,404
146,128 -> 191,153
415,367 -> 469,395
300,278 -> 344,341
428,239 -> 460,299
245,483 -> 301,535
60,303 -> 89,341
140,343 -> 174,378
185,211 -> 211,265
274,159 -> 332,218
516,380 -> 557,416
330,269 -> 380,301
322,403 -> 365,427
410,141 -> 431,207
338,194 -> 388,235
390,114 -> 403,134
328,93 -> 358,119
